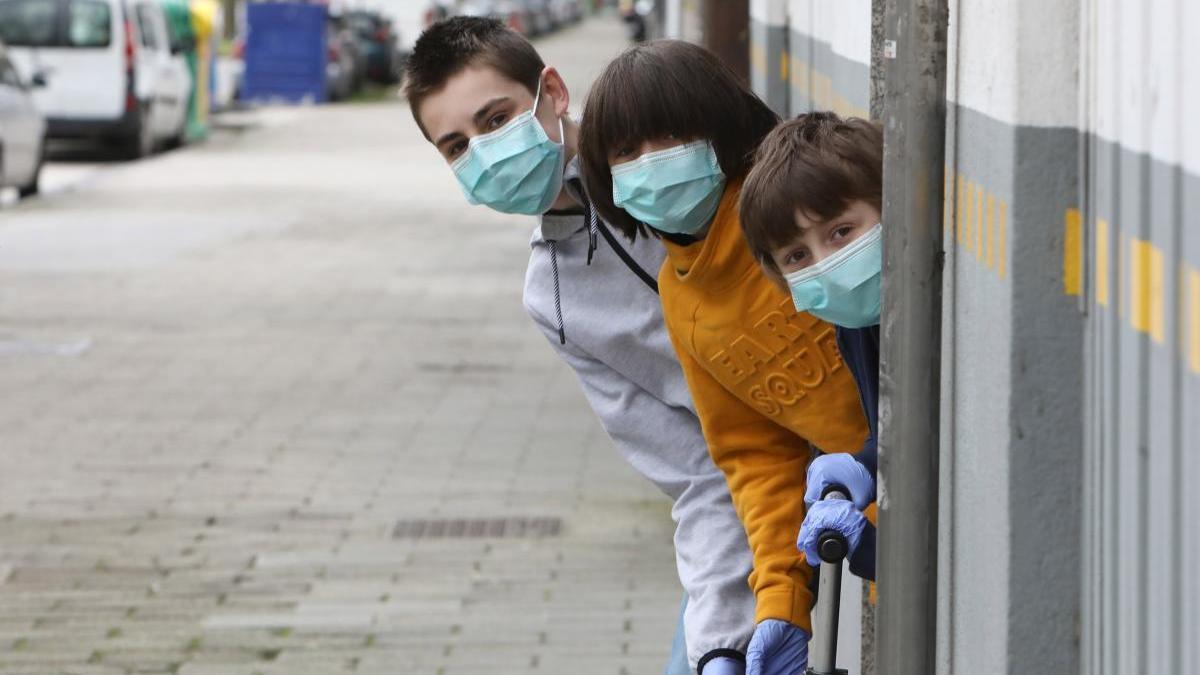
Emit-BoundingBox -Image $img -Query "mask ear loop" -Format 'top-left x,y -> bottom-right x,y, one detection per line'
532,75 -> 567,146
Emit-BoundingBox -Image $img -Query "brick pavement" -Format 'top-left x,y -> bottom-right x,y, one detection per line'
0,16 -> 683,675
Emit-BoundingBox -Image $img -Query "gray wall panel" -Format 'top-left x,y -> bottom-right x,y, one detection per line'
1145,157 -> 1182,675
1083,137 -> 1199,675
786,31 -> 868,117
1007,122 -> 1082,675
943,101 -> 1016,674
788,28 -> 813,114
943,103 -> 1083,674
751,21 -> 790,116
1183,171 -> 1200,675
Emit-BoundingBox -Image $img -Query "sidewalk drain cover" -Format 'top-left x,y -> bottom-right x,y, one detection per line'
392,516 -> 562,540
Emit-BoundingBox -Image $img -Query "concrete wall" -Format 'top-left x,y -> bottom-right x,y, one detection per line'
1079,0 -> 1200,673
785,0 -> 870,118
743,0 -> 872,120
749,0 -> 789,116
940,1 -> 1084,673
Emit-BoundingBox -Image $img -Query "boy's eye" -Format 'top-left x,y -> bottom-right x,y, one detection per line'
784,249 -> 809,266
486,113 -> 508,130
831,225 -> 855,241
447,140 -> 468,159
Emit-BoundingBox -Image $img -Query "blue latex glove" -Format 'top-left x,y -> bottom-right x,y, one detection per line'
804,453 -> 875,510
745,620 -> 809,675
797,498 -> 868,567
702,656 -> 745,675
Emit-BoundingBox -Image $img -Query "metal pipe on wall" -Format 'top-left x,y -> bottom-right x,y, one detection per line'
875,0 -> 948,673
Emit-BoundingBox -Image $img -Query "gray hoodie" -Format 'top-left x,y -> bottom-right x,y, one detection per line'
521,159 -> 756,671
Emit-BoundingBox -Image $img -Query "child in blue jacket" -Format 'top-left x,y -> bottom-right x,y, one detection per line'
739,112 -> 883,580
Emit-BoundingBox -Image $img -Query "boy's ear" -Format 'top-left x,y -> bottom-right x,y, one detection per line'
541,67 -> 570,117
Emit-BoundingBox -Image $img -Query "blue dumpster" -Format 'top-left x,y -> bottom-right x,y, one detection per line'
242,2 -> 327,104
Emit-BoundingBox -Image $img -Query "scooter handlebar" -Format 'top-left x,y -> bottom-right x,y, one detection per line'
816,485 -> 850,564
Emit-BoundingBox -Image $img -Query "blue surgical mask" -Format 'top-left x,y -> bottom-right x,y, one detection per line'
610,140 -> 726,235
785,223 -> 882,328
451,82 -> 565,215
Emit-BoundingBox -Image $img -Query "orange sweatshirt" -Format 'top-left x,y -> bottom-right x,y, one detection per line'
659,180 -> 870,630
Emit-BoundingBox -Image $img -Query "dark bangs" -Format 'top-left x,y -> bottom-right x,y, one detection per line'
579,40 -> 780,239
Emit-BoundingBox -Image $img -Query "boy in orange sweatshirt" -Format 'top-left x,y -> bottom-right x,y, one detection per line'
740,112 -> 885,582
579,42 -> 869,675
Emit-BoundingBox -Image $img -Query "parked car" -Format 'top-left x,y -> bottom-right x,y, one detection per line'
325,15 -> 360,101
423,0 -> 451,29
549,0 -> 582,24
518,0 -> 554,35
450,0 -> 522,35
345,10 -> 403,85
0,39 -> 45,196
0,0 -> 191,159
159,0 -> 198,143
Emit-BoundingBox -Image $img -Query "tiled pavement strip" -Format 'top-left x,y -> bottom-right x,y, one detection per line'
0,17 -> 685,675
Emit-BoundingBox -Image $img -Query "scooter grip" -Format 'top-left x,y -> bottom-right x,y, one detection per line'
817,530 -> 848,563
816,484 -> 850,563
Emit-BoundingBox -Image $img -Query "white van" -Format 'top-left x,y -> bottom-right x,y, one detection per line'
0,40 -> 46,196
0,0 -> 191,158
361,0 -> 437,54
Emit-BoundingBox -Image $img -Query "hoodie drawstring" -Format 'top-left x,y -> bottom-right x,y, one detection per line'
585,203 -> 599,265
548,240 -> 566,345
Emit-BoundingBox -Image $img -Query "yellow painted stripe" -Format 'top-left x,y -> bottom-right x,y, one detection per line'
812,72 -> 832,108
943,167 -> 953,235
1130,238 -> 1147,331
833,94 -> 852,117
792,58 -> 808,89
751,43 -> 766,75
974,185 -> 984,260
1151,247 -> 1164,342
985,192 -> 996,268
1064,208 -> 1083,296
1129,239 -> 1165,343
964,181 -> 975,252
956,175 -> 966,245
1095,218 -> 1110,307
1119,232 -> 1127,318
1179,267 -> 1186,363
780,52 -> 789,81
998,199 -> 1007,279
1189,267 -> 1200,374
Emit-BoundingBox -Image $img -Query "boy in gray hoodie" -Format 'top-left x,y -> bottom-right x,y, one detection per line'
404,17 -> 756,675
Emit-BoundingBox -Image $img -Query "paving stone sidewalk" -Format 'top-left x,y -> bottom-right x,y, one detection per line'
0,17 -> 683,675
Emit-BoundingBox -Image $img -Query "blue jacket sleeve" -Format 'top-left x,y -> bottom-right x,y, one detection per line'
835,326 -> 879,580
835,326 -> 880,477
848,520 -> 876,580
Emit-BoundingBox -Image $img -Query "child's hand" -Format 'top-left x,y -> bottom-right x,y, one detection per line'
745,620 -> 808,675
797,499 -> 868,567
804,453 -> 875,510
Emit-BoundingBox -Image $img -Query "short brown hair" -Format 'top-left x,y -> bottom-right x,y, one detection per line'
403,17 -> 545,139
740,112 -> 883,274
579,40 -> 780,239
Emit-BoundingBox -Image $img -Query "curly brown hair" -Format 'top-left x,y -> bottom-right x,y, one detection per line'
739,112 -> 883,274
